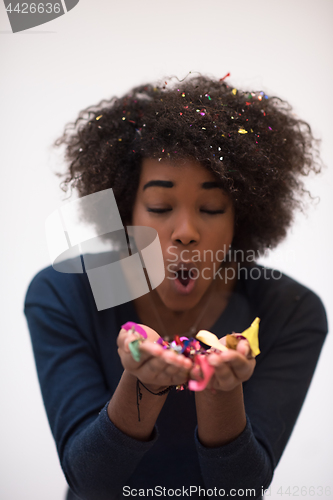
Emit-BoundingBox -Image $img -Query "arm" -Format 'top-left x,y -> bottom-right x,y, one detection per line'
194,290 -> 328,497
108,325 -> 192,441
24,269 -> 192,500
24,270 -> 161,500
195,337 -> 254,447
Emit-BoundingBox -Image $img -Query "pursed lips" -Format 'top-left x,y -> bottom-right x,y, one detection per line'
172,260 -> 198,272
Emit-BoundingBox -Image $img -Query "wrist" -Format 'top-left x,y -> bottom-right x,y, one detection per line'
123,369 -> 172,394
137,379 -> 173,394
200,382 -> 243,399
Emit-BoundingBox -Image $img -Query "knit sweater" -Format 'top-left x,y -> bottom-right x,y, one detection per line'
24,263 -> 328,500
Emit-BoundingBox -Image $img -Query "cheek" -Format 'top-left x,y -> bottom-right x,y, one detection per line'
214,217 -> 234,244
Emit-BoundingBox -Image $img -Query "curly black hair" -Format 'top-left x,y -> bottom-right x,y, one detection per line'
55,75 -> 322,255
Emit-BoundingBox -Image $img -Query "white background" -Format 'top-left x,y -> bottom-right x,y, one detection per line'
1,1 -> 332,499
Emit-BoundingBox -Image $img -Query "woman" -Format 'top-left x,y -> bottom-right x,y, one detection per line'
25,76 -> 328,499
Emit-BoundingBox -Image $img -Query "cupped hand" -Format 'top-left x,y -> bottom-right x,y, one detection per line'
117,324 -> 193,391
191,335 -> 256,392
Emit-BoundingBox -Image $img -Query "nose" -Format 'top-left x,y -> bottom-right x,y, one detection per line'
171,211 -> 200,246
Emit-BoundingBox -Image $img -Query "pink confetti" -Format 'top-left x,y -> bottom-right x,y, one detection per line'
188,355 -> 214,391
121,322 -> 147,339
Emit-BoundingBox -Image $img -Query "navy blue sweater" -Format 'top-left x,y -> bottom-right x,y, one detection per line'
24,264 -> 328,500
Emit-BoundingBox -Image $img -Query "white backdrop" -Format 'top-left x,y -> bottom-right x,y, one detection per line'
1,1 -> 332,499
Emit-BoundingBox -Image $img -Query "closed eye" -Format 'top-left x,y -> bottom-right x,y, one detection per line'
147,208 -> 226,214
201,209 -> 226,214
147,208 -> 172,214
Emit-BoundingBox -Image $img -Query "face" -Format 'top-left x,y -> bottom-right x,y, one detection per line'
131,158 -> 235,312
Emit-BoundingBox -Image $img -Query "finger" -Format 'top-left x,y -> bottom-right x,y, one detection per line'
139,355 -> 189,386
161,349 -> 193,369
137,324 -> 161,342
210,364 -> 237,391
139,340 -> 165,357
140,349 -> 192,381
163,363 -> 190,384
207,351 -> 255,383
236,339 -> 252,358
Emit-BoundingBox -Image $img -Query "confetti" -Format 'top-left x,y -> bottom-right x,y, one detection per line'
220,72 -> 231,81
240,318 -> 260,356
232,89 -> 237,95
188,355 -> 214,391
238,128 -> 248,134
129,339 -> 141,362
196,330 -> 228,351
96,115 -> 103,121
121,322 -> 147,338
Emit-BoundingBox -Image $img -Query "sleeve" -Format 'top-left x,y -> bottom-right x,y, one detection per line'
194,289 -> 328,499
24,270 -> 158,500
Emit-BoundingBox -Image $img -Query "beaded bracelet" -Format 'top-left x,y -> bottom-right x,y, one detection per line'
136,379 -> 173,422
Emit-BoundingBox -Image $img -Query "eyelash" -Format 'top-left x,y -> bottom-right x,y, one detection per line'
147,208 -> 226,215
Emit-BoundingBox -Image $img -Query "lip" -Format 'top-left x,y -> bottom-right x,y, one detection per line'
172,275 -> 197,295
168,260 -> 199,296
172,260 -> 199,273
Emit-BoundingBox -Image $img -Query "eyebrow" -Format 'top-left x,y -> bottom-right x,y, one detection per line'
142,180 -> 223,190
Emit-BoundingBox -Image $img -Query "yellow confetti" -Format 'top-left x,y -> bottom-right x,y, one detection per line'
96,115 -> 103,121
196,317 -> 260,357
238,128 -> 248,134
196,331 -> 228,352
182,93 -> 186,97
232,88 -> 237,95
118,138 -> 122,141
240,317 -> 260,356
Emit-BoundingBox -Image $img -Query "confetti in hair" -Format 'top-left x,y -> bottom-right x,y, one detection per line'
220,72 -> 231,81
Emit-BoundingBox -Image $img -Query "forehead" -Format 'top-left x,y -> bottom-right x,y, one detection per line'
139,158 -> 218,184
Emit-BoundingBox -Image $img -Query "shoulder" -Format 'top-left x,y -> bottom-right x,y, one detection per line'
24,262 -> 94,316
239,263 -> 328,343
